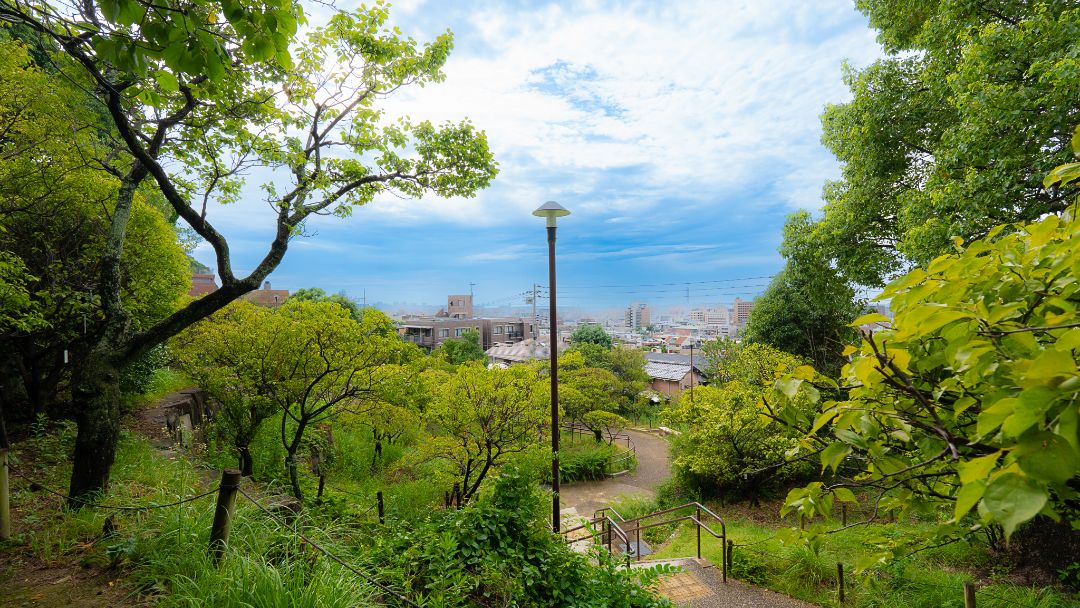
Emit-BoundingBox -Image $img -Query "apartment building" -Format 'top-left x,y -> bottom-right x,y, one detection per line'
625,303 -> 651,329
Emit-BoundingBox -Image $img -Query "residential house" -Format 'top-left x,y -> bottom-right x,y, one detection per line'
644,352 -> 706,398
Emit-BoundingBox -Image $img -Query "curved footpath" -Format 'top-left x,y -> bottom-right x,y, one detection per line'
559,428 -> 671,518
560,429 -> 816,608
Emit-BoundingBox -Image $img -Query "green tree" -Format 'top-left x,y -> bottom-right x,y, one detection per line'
0,1 -> 497,502
743,242 -> 865,376
270,301 -> 409,501
425,363 -> 545,504
0,39 -> 189,424
569,324 -> 613,348
769,204 -> 1080,559
288,287 -> 362,321
435,328 -> 486,365
172,301 -> 277,476
581,410 -> 629,445
668,342 -> 811,500
790,2 -> 1080,289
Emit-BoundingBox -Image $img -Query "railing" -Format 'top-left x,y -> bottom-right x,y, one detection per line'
561,502 -> 729,581
561,514 -> 636,568
559,422 -> 636,476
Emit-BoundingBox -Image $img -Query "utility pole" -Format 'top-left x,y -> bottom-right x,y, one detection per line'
362,289 -> 366,309
469,282 -> 476,297
532,283 -> 539,340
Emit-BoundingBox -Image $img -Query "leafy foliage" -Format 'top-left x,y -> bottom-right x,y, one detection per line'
768,203 -> 1080,556
287,287 -> 363,321
433,328 -> 485,365
569,323 -> 614,348
424,364 -> 546,503
790,2 -> 1080,288
365,463 -> 674,607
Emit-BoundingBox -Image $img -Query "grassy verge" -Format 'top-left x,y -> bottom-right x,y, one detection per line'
651,514 -> 1076,607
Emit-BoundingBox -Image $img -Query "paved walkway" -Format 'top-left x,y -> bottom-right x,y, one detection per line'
560,429 -> 672,517
641,559 -> 817,608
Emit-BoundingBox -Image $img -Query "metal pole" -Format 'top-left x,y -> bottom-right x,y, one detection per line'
696,506 -> 701,559
547,226 -> 560,533
689,343 -> 694,403
837,562 -> 845,603
377,491 -> 385,523
532,283 -> 538,340
724,539 -> 732,582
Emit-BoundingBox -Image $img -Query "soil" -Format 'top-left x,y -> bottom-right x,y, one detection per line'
0,388 -> 200,608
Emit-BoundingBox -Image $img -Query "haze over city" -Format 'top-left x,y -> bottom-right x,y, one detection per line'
190,0 -> 884,310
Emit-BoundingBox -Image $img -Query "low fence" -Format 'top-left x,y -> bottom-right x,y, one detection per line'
559,422 -> 636,476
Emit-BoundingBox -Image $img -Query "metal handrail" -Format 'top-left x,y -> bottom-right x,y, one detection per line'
559,422 -> 637,453
569,502 -> 729,581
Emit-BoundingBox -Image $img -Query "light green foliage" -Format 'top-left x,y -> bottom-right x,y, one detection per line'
769,203 -> 1080,553
172,301 -> 278,473
671,341 -> 811,496
569,323 -> 614,348
424,364 -> 545,503
702,340 -> 807,387
792,2 -> 1080,288
433,327 -> 485,365
287,287 -> 362,321
0,252 -> 45,336
562,366 -> 622,425
581,409 -> 629,444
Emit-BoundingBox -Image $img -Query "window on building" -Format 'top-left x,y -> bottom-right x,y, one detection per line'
439,329 -> 449,338
455,328 -> 466,337
494,326 -> 503,335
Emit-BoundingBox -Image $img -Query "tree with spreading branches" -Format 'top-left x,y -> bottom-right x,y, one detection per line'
0,0 -> 496,503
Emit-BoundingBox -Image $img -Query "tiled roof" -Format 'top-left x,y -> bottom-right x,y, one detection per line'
485,338 -> 560,364
645,352 -> 706,373
645,362 -> 691,382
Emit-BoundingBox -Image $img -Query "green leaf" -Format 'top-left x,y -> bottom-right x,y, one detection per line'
850,312 -> 890,327
832,487 -> 857,503
958,452 -> 999,485
820,442 -> 851,473
154,70 -> 179,93
982,473 -> 1047,538
977,397 -> 1017,437
953,480 -> 985,520
1016,433 -> 1079,485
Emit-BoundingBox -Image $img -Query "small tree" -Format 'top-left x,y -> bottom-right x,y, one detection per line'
288,287 -> 363,321
425,363 -> 545,504
172,301 -> 278,476
569,324 -> 613,349
435,328 -> 486,365
581,410 -> 629,445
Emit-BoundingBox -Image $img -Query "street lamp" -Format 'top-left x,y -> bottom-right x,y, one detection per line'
533,200 -> 570,533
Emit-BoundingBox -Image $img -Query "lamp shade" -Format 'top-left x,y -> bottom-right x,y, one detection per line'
533,201 -> 570,226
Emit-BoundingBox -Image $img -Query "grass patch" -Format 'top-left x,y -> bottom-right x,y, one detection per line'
651,514 -> 1078,607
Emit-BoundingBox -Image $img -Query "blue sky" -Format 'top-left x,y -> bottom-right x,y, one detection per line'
190,0 -> 883,311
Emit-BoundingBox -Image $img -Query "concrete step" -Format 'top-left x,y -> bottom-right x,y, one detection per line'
632,557 -> 816,608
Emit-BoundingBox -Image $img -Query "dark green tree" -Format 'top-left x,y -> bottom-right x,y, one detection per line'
435,328 -> 486,365
789,1 -> 1080,289
569,324 -> 613,348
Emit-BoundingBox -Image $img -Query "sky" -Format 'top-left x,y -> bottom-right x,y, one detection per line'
190,0 -> 884,312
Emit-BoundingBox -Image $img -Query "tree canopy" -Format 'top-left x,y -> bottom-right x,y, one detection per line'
569,324 -> 613,349
0,0 -> 497,500
434,328 -> 486,365
787,1 -> 1080,288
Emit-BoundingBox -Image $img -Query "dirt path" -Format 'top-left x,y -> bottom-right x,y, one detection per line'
560,429 -> 672,517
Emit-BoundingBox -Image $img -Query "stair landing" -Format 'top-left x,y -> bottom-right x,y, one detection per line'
634,558 -> 816,608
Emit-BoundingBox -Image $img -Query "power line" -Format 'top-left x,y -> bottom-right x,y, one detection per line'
556,275 -> 776,290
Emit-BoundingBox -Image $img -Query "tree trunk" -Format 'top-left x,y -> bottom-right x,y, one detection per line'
285,451 -> 303,502
67,355 -> 122,506
238,445 -> 253,477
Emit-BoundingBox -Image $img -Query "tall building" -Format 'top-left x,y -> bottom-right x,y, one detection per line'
732,297 -> 755,327
447,294 -> 473,319
625,303 -> 651,329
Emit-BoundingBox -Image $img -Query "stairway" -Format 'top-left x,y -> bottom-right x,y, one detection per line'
632,558 -> 815,608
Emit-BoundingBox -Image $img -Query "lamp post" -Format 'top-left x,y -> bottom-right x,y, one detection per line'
533,200 -> 570,533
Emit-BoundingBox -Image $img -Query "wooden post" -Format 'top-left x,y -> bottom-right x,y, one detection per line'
725,539 -> 732,582
377,491 -> 385,524
837,562 -> 845,603
208,469 -> 241,562
635,525 -> 641,562
0,449 -> 10,541
963,582 -> 976,608
841,505 -> 847,526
